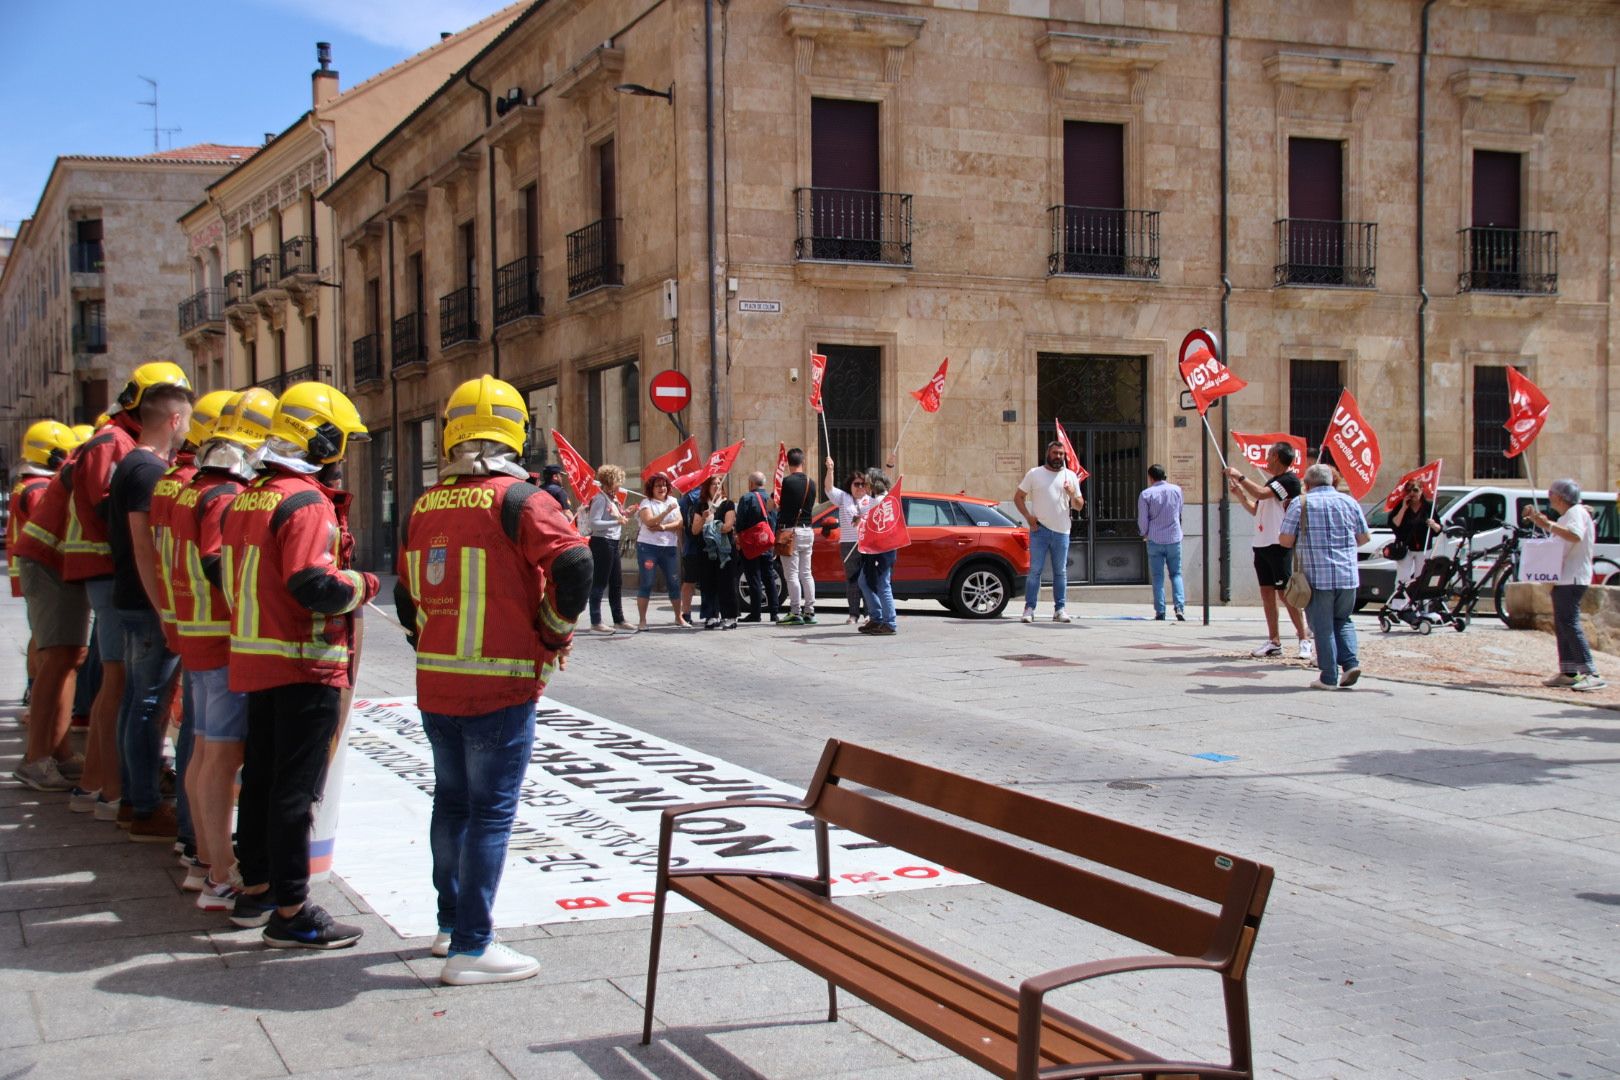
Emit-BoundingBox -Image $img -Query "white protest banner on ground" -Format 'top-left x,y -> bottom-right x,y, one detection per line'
337,697 -> 966,937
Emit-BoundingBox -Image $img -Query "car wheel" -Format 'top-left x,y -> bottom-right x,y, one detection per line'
950,564 -> 1011,619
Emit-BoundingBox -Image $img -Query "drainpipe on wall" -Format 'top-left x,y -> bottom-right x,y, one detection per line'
1218,0 -> 1233,605
704,0 -> 720,453
464,69 -> 499,380
304,112 -> 340,386
1417,0 -> 1437,467
368,155 -> 396,564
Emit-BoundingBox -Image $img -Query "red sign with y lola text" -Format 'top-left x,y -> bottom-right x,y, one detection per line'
1322,391 -> 1382,500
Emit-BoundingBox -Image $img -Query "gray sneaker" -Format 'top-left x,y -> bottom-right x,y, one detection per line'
13,758 -> 72,792
1543,673 -> 1579,687
1571,674 -> 1608,693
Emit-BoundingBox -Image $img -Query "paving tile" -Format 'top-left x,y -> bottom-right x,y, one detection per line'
287,1049 -> 515,1079
0,1013 -> 286,1079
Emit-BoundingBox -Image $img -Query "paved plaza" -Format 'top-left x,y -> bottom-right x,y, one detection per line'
2,583 -> 1618,1079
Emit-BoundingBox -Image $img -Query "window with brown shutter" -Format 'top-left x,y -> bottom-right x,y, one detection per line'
1287,138 -> 1345,284
809,98 -> 882,260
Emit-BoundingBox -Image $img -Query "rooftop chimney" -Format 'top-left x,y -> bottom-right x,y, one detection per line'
312,41 -> 340,109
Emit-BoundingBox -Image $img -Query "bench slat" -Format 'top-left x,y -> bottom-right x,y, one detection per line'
816,783 -> 1223,959
823,742 -> 1251,905
672,873 -> 1156,1079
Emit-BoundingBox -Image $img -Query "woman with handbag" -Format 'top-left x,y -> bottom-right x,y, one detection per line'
1279,464 -> 1372,690
635,473 -> 685,630
824,458 -> 872,625
735,473 -> 780,623
1386,479 -> 1442,626
586,465 -> 633,634
1525,480 -> 1607,691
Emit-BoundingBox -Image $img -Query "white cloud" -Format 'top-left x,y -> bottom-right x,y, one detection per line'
263,0 -> 507,52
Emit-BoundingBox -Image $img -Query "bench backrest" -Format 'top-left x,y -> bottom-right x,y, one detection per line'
805,740 -> 1272,971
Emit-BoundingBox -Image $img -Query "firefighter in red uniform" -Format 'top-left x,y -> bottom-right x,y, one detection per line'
169,388 -> 274,907
395,375 -> 592,985
60,360 -> 194,818
9,420 -> 86,791
221,381 -> 376,947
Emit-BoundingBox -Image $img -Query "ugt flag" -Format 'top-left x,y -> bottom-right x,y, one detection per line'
675,439 -> 747,494
772,442 -> 788,502
910,358 -> 949,413
857,477 -> 911,555
1052,419 -> 1090,483
641,436 -> 702,490
550,430 -> 600,504
1232,432 -> 1307,478
1322,391 -> 1382,500
809,352 -> 827,414
1178,330 -> 1246,415
1382,460 -> 1444,514
1504,368 -> 1550,459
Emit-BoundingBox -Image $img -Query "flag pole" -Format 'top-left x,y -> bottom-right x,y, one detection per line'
1198,413 -> 1229,471
892,398 -> 922,469
1522,446 -> 1542,527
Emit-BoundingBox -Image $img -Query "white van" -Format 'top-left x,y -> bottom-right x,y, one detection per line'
1356,485 -> 1620,608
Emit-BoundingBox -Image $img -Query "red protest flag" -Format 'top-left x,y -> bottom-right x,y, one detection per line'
1052,418 -> 1090,483
910,357 -> 949,414
674,439 -> 747,494
550,430 -> 600,504
641,435 -> 702,489
1322,390 -> 1382,500
809,352 -> 828,414
1232,431 -> 1308,478
1178,333 -> 1247,416
771,441 -> 788,502
857,477 -> 911,555
1382,459 -> 1444,513
1504,368 -> 1551,459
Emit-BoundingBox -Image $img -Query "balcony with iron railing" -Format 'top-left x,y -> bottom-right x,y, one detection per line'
257,372 -> 287,396
72,322 -> 107,355
250,254 -> 282,294
1047,206 -> 1160,279
440,285 -> 479,349
1458,227 -> 1557,295
1274,219 -> 1377,288
352,333 -> 383,386
794,188 -> 912,265
223,269 -> 250,307
279,236 -> 317,280
177,288 -> 225,334
566,220 -> 622,298
495,256 -> 543,326
280,363 -> 331,389
392,312 -> 425,369
69,242 -> 104,275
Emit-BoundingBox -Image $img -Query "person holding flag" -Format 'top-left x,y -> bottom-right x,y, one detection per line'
1014,442 -> 1084,623
634,472 -> 685,630
824,457 -> 871,624
1227,444 -> 1313,661
1385,465 -> 1444,627
856,471 -> 906,635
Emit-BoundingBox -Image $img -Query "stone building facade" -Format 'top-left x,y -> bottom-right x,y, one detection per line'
0,149 -> 250,472
176,8 -> 524,402
323,0 -> 1618,601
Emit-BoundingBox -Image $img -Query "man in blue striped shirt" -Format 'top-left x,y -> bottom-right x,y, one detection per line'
1136,464 -> 1185,620
1280,464 -> 1371,690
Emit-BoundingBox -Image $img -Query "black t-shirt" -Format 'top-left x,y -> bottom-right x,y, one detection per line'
107,448 -> 168,611
1264,471 -> 1302,505
1392,498 -> 1434,549
777,473 -> 817,528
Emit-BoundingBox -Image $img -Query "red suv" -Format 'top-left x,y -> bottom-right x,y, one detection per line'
806,491 -> 1030,618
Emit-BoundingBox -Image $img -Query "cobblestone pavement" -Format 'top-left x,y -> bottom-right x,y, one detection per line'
3,582 -> 1618,1079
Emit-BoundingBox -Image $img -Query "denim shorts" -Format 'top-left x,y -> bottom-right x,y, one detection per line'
189,665 -> 247,742
84,577 -> 128,661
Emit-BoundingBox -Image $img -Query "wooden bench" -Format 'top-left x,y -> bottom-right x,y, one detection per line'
641,739 -> 1274,1080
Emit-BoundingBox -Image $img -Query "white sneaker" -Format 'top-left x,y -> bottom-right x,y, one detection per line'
1340,667 -> 1362,688
1020,610 -> 1035,624
194,878 -> 239,912
68,787 -> 100,813
12,758 -> 72,792
1053,610 -> 1072,623
1543,673 -> 1578,687
93,798 -> 120,821
181,862 -> 210,892
1298,640 -> 1315,662
440,941 -> 541,986
1250,641 -> 1283,658
1571,674 -> 1609,693
431,930 -> 453,958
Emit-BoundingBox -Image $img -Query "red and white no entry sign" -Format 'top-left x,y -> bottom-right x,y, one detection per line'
648,369 -> 692,414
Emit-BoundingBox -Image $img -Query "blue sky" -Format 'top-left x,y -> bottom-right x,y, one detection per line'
0,0 -> 509,233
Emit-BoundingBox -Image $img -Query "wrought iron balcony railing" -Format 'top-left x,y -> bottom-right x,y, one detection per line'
223,269 -> 249,306
566,219 -> 622,297
440,285 -> 479,349
392,312 -> 425,368
178,288 -> 225,333
794,188 -> 912,265
1458,227 -> 1558,295
250,254 -> 281,294
1274,219 -> 1377,288
72,322 -> 107,355
1047,206 -> 1160,279
280,235 -> 317,279
69,242 -> 104,274
280,364 -> 330,389
258,373 -> 287,396
495,255 -> 543,326
352,334 -> 383,384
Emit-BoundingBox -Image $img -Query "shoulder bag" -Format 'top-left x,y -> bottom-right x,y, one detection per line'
738,492 -> 777,560
1283,490 -> 1313,609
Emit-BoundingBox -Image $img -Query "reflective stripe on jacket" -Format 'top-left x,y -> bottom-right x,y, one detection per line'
169,471 -> 242,671
148,457 -> 196,649
61,415 -> 138,581
8,477 -> 50,597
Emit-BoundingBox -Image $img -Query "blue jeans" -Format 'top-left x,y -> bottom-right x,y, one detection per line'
635,542 -> 680,602
859,550 -> 897,629
1146,541 -> 1185,616
1024,525 -> 1069,612
117,608 -> 180,815
175,669 -> 195,850
1304,587 -> 1359,686
73,631 -> 102,718
422,702 -> 537,954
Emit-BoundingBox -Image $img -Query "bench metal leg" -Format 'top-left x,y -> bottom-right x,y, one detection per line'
827,981 -> 837,1022
642,888 -> 669,1045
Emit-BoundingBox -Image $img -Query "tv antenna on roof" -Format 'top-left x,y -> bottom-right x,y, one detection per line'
137,76 -> 181,152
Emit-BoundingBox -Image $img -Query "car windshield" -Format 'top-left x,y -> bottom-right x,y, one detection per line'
956,500 -> 1018,527
1365,490 -> 1462,530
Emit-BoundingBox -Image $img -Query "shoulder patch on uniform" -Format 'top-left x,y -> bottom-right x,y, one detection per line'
501,481 -> 543,542
269,489 -> 326,534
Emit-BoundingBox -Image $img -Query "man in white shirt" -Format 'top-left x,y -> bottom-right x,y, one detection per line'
1014,441 -> 1084,623
1226,443 -> 1312,661
1524,479 -> 1606,691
